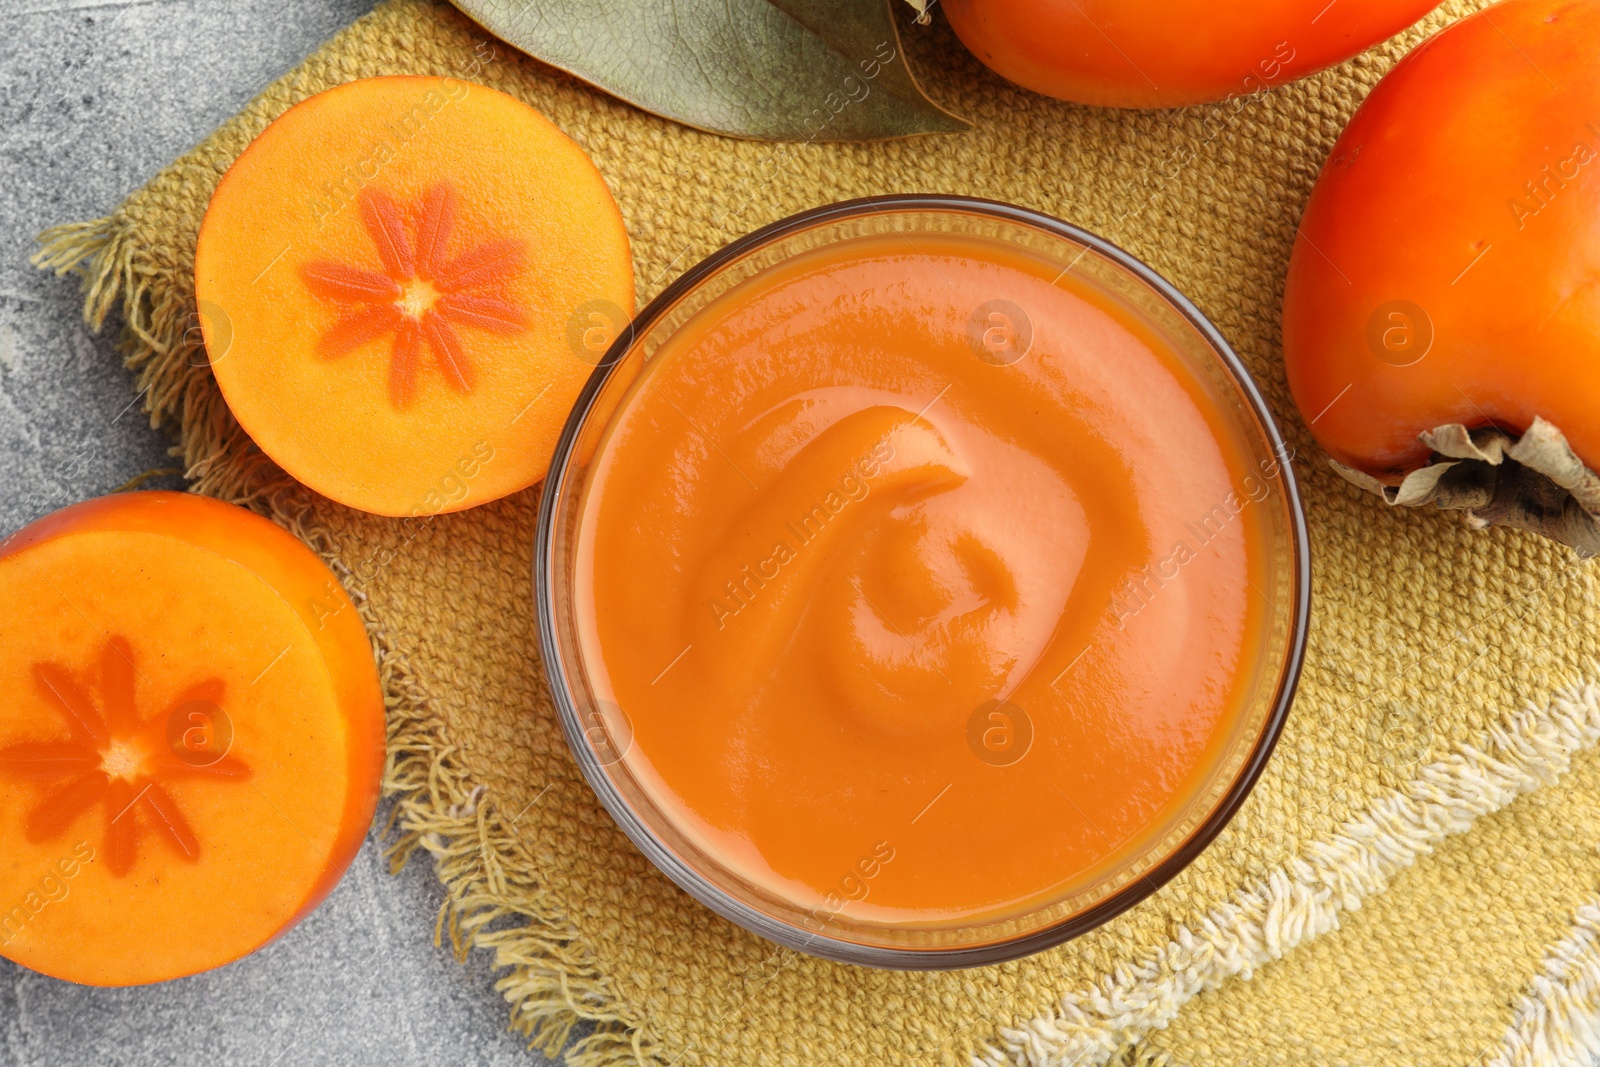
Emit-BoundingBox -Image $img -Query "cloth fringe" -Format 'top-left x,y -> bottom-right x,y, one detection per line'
972,674 -> 1600,1067
1486,900 -> 1600,1067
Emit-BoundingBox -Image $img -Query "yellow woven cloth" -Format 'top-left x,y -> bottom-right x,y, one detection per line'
35,2 -> 1600,1063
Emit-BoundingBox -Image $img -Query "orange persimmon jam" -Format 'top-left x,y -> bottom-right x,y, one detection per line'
564,214 -> 1299,943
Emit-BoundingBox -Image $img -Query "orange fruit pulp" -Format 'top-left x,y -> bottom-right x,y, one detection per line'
574,232 -> 1280,926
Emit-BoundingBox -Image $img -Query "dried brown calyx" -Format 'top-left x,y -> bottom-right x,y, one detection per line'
1330,416 -> 1600,558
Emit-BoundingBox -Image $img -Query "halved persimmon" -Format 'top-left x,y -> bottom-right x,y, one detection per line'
195,76 -> 635,516
0,491 -> 383,986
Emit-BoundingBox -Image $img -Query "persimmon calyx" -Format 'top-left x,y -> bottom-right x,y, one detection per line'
1330,416 -> 1600,557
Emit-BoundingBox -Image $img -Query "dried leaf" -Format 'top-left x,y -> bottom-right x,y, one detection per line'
451,0 -> 968,141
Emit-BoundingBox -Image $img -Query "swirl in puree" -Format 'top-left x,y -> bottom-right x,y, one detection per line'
574,232 -> 1276,926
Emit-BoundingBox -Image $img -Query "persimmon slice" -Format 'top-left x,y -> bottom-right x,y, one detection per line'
0,492 -> 383,986
195,76 -> 635,516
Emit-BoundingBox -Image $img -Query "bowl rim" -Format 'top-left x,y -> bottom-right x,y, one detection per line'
534,193 -> 1312,971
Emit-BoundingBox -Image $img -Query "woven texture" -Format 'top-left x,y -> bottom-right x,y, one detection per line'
34,2 -> 1600,1063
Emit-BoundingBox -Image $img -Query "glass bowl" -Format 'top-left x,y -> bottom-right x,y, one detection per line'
535,195 -> 1310,970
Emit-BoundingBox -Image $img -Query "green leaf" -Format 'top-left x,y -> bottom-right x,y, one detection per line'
451,0 -> 969,141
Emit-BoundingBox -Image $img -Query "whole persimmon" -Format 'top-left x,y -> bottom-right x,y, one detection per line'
1283,0 -> 1600,555
942,0 -> 1440,108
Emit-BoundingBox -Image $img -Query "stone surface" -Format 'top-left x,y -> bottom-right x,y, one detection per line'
0,1 -> 547,1063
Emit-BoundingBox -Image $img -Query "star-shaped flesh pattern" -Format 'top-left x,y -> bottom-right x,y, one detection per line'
299,182 -> 530,409
0,636 -> 251,877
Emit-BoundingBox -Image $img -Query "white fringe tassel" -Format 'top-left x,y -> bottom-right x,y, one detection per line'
1487,900 -> 1600,1067
972,677 -> 1600,1067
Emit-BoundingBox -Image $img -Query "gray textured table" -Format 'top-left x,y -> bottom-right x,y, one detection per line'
1,2 -> 550,1063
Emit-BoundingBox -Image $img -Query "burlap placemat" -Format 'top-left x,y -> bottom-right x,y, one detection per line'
33,2 -> 1600,1063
